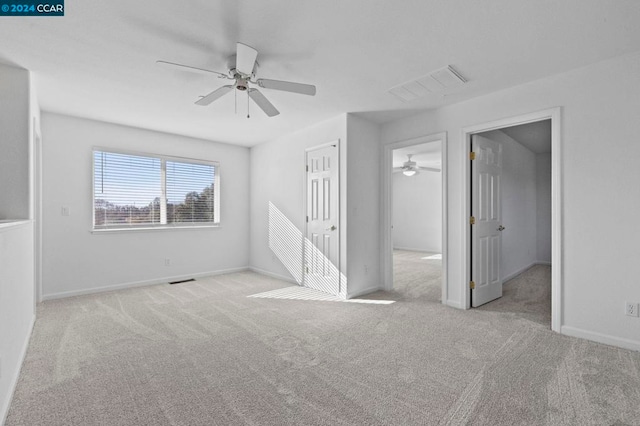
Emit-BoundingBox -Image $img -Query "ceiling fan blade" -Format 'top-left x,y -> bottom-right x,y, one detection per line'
156,60 -> 227,78
248,89 -> 280,117
418,166 -> 441,172
195,85 -> 234,106
236,42 -> 258,76
257,78 -> 316,96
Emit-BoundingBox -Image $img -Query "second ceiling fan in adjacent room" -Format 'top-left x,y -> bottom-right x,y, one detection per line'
393,154 -> 440,176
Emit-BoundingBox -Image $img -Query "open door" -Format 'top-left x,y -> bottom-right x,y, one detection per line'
304,143 -> 340,295
471,134 -> 504,307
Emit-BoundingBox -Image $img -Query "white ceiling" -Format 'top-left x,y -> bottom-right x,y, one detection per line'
393,142 -> 442,169
500,120 -> 552,154
2,1 -> 640,146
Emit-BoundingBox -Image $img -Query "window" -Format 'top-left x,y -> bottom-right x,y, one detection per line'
93,149 -> 220,230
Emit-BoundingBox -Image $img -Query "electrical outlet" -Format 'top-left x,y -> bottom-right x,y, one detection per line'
625,302 -> 639,317
164,258 -> 171,266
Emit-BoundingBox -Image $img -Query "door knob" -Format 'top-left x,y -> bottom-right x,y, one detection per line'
326,225 -> 336,231
498,225 -> 505,231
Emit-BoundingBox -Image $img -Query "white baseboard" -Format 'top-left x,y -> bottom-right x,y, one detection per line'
346,285 -> 382,299
503,262 -> 536,283
561,325 -> 640,352
248,267 -> 298,284
1,314 -> 35,425
42,267 -> 250,301
503,261 -> 553,283
393,246 -> 441,253
446,299 -> 464,309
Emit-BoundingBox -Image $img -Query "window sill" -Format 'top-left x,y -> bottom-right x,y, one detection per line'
91,225 -> 220,234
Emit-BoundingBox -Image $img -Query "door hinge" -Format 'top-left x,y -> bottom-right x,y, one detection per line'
306,216 -> 309,223
305,266 -> 309,273
470,216 -> 475,225
306,165 -> 309,172
470,281 -> 475,289
469,152 -> 476,160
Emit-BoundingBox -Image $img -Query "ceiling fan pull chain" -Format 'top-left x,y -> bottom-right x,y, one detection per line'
247,90 -> 250,119
235,89 -> 237,114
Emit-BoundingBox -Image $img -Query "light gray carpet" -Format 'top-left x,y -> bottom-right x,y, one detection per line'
390,249 -> 551,326
477,264 -> 552,327
7,268 -> 640,425
248,286 -> 395,305
391,250 -> 443,302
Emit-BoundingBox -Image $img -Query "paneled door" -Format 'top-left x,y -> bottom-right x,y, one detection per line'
471,134 -> 504,307
305,143 -> 340,295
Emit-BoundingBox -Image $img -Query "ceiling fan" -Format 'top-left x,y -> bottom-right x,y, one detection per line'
393,154 -> 441,176
157,42 -> 316,117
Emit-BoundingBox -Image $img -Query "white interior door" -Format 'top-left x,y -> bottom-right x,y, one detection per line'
305,144 -> 340,295
471,134 -> 504,307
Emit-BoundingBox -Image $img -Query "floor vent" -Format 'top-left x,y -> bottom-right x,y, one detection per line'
388,65 -> 467,102
169,278 -> 195,285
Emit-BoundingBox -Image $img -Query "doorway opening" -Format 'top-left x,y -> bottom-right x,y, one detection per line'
382,132 -> 448,303
463,108 -> 562,332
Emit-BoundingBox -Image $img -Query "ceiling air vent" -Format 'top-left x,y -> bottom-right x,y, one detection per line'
388,65 -> 467,102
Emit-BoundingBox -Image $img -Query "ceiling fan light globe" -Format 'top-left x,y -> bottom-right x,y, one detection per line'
403,170 -> 417,177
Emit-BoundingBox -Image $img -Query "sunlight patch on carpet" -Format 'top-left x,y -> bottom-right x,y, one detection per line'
422,253 -> 442,260
248,286 -> 395,304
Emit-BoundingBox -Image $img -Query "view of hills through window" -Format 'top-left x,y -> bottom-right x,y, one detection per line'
93,151 -> 218,228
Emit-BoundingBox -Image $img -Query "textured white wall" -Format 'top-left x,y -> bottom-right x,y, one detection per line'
478,130 -> 537,281
536,153 -> 552,263
0,64 -> 36,424
249,115 -> 348,286
381,51 -> 640,349
392,170 -> 442,252
0,223 -> 35,424
345,114 -> 381,297
249,114 -> 381,298
0,65 -> 29,220
40,113 -> 250,298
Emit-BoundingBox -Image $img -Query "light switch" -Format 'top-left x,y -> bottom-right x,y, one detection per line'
61,207 -> 70,216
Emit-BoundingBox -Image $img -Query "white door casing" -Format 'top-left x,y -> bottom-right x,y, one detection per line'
304,143 -> 340,295
462,108 -> 561,332
34,121 -> 43,305
381,132 -> 448,304
471,134 -> 503,307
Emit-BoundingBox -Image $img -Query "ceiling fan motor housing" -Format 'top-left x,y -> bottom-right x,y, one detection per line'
236,78 -> 249,91
228,54 -> 258,79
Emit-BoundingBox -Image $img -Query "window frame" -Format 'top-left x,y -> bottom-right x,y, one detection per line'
91,147 -> 221,232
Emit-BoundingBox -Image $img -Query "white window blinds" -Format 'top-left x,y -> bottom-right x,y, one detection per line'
166,161 -> 216,224
93,150 -> 219,229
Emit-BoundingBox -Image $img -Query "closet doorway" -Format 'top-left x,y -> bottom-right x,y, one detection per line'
462,108 -> 562,332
